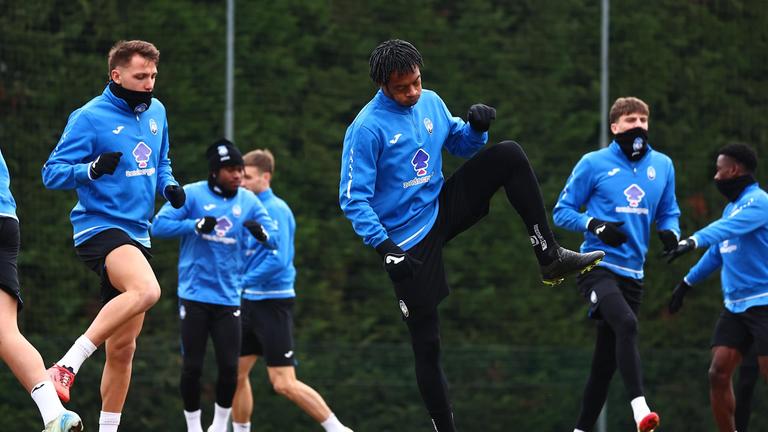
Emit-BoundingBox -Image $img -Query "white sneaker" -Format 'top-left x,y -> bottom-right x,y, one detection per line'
43,410 -> 83,432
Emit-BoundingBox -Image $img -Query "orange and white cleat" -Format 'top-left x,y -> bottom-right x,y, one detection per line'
47,364 -> 76,403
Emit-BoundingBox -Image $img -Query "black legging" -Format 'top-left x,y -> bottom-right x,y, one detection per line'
735,350 -> 759,432
179,300 -> 242,411
406,309 -> 455,432
453,141 -> 557,262
576,293 -> 644,430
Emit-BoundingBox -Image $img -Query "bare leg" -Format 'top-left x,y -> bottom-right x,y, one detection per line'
100,313 -> 145,412
709,346 -> 742,432
267,366 -> 332,423
232,355 -> 259,423
0,291 -> 48,391
83,245 -> 160,347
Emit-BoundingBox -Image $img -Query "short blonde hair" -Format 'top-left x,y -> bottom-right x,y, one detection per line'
609,97 -> 649,124
243,149 -> 274,174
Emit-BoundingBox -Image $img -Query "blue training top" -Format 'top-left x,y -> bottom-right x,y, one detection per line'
152,181 -> 278,307
553,142 -> 681,279
42,84 -> 178,247
684,183 -> 768,313
339,89 -> 487,250
0,147 -> 17,220
242,188 -> 296,301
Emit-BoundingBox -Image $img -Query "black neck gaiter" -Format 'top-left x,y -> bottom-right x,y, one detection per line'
715,174 -> 756,202
109,81 -> 153,113
207,175 -> 238,198
615,127 -> 649,161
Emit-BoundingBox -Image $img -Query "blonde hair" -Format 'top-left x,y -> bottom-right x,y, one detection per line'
243,149 -> 274,174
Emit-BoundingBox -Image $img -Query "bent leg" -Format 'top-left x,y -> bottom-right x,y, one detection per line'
709,346 -> 741,432
268,366 -> 333,423
101,312 -> 145,413
84,245 -> 161,347
448,140 -> 557,260
598,293 -> 644,399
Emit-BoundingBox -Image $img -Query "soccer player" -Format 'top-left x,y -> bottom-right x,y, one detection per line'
1,148 -> 83,432
42,40 -> 185,432
339,39 -> 603,431
230,149 -> 353,432
553,97 -> 681,432
151,140 -> 278,432
666,143 -> 767,432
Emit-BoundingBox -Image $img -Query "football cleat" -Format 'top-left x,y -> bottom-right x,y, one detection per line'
637,412 -> 660,432
47,364 -> 76,403
43,410 -> 83,432
540,248 -> 604,286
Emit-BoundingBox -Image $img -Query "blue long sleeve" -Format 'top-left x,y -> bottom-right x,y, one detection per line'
151,186 -> 197,238
553,155 -> 594,232
692,191 -> 768,248
242,204 -> 292,287
684,245 -> 722,286
42,110 -> 95,190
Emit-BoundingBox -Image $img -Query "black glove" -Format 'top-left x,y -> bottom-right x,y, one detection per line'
195,216 -> 217,234
89,152 -> 123,179
658,230 -> 679,254
467,104 -> 496,132
243,220 -> 268,242
668,280 -> 692,314
664,237 -> 696,263
375,238 -> 421,283
164,185 -> 186,209
587,219 -> 628,247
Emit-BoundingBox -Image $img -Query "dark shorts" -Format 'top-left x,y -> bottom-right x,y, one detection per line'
576,267 -> 643,319
240,298 -> 296,367
391,165 -> 490,321
711,306 -> 768,356
0,217 -> 22,308
75,228 -> 152,305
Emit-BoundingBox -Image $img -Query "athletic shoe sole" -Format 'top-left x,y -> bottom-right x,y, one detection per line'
542,256 -> 603,286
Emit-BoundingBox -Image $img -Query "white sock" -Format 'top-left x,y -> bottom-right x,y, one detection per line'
99,411 -> 121,432
184,409 -> 204,432
232,421 -> 251,432
321,413 -> 348,431
58,335 -> 97,374
574,429 -> 586,432
630,396 -> 651,424
209,403 -> 231,432
30,381 -> 65,425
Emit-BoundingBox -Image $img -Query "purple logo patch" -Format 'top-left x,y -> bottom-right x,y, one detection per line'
411,149 -> 430,177
132,142 -> 152,168
215,216 -> 233,237
623,184 -> 646,208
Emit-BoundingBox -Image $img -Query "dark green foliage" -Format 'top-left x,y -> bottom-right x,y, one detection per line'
1,0 -> 767,430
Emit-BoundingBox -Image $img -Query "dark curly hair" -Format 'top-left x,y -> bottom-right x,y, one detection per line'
718,143 -> 757,173
369,39 -> 423,85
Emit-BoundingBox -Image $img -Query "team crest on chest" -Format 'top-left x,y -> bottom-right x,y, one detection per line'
232,205 -> 242,217
149,118 -> 158,135
423,118 -> 433,134
647,166 -> 656,180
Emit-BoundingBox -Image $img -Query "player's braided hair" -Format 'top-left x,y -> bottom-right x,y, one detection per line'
718,143 -> 758,173
369,39 -> 423,85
